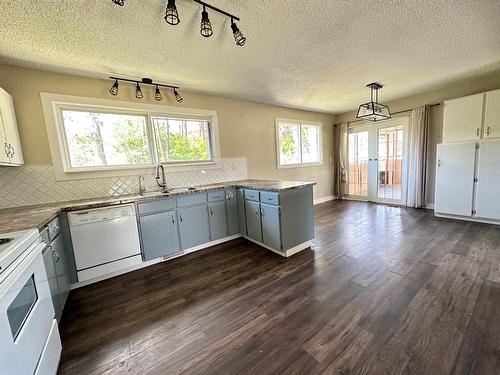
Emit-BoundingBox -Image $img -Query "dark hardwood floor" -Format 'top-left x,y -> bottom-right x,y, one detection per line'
58,200 -> 500,375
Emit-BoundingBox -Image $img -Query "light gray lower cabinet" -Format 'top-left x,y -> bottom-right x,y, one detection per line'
178,204 -> 211,249
52,234 -> 71,310
140,211 -> 180,261
245,200 -> 262,242
237,189 -> 247,235
225,187 -> 239,235
209,201 -> 228,241
260,203 -> 282,250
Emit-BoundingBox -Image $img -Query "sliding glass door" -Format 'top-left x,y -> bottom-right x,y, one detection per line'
347,118 -> 408,204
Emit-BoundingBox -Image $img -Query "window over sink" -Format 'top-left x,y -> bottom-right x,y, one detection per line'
41,93 -> 220,179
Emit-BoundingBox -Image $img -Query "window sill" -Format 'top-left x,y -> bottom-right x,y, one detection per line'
277,161 -> 324,169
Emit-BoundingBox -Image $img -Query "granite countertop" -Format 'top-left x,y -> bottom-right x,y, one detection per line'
0,179 -> 315,233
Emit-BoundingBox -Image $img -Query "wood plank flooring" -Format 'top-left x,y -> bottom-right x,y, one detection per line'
58,200 -> 500,375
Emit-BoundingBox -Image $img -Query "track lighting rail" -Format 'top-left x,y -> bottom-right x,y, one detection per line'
109,76 -> 179,90
192,0 -> 240,21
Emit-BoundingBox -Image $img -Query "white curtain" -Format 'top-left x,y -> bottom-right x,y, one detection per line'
406,105 -> 430,208
334,123 -> 348,198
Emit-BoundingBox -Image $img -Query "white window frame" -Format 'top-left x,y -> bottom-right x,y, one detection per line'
275,117 -> 324,169
41,93 -> 221,181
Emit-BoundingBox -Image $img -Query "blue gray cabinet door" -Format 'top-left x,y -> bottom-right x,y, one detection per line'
245,200 -> 262,242
261,203 -> 282,251
52,234 -> 71,312
209,201 -> 228,241
225,188 -> 239,235
140,211 -> 180,261
42,247 -> 62,321
178,205 -> 211,249
237,189 -> 247,235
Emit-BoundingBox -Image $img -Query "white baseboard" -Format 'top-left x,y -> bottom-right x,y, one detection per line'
314,195 -> 336,205
242,235 -> 312,257
426,203 -> 435,209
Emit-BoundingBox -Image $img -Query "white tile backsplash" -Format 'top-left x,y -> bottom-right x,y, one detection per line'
0,158 -> 247,208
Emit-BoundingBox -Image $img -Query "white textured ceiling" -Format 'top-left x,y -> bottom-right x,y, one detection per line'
0,0 -> 499,113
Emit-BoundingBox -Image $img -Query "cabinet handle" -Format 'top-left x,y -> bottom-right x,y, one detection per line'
437,159 -> 442,167
210,208 -> 214,216
4,142 -> 10,157
476,128 -> 480,137
179,214 -> 183,222
171,217 -> 175,225
255,208 -> 260,216
486,126 -> 491,136
52,250 -> 60,263
260,207 -> 265,217
9,144 -> 14,156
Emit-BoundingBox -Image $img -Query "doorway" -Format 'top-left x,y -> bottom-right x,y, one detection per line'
347,117 -> 409,205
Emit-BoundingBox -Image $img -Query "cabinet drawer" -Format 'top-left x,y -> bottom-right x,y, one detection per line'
260,192 -> 280,205
137,198 -> 175,215
244,189 -> 260,201
177,193 -> 207,208
208,189 -> 225,202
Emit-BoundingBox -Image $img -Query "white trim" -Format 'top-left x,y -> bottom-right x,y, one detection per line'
435,212 -> 500,225
426,203 -> 435,209
242,235 -> 312,257
40,93 -> 221,181
313,195 -> 335,205
275,117 -> 324,169
71,234 -> 242,289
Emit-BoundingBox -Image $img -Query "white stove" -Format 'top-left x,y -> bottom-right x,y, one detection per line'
0,229 -> 40,281
0,228 -> 61,375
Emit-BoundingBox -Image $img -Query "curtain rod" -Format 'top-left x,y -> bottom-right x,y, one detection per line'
335,102 -> 441,126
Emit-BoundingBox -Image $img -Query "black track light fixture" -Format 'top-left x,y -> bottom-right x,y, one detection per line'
154,85 -> 163,101
135,82 -> 144,99
112,0 -> 124,5
173,89 -> 183,103
231,19 -> 246,46
165,0 -> 180,25
200,5 -> 213,37
109,79 -> 119,95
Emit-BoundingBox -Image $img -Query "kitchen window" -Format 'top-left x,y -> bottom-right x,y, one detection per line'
276,118 -> 323,168
41,93 -> 220,178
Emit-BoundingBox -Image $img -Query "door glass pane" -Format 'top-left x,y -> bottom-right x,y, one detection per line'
348,131 -> 369,196
377,126 -> 404,200
7,274 -> 38,340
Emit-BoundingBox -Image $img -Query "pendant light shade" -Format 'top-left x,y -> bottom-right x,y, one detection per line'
165,0 -> 180,25
173,88 -> 183,103
231,21 -> 246,46
356,83 -> 391,122
154,85 -> 162,101
135,82 -> 144,99
200,6 -> 213,37
109,79 -> 119,95
112,0 -> 124,5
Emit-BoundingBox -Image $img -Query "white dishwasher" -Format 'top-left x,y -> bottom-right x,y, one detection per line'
68,204 -> 142,282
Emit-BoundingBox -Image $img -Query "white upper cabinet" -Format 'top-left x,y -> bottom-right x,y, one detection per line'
484,89 -> 500,139
443,93 -> 484,143
0,87 -> 24,165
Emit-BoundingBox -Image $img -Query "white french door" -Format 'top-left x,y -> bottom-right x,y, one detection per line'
347,117 -> 409,204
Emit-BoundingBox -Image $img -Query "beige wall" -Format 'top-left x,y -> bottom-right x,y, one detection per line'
0,65 -> 336,200
336,70 -> 500,205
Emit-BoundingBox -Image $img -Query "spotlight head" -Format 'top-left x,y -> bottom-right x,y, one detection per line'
200,8 -> 213,38
112,0 -> 124,5
173,89 -> 183,103
165,0 -> 180,25
155,85 -> 162,101
231,22 -> 246,46
109,79 -> 119,96
135,83 -> 143,99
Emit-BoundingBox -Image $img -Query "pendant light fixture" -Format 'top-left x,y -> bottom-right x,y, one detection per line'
164,0 -> 180,25
113,1 -> 246,46
173,88 -> 183,103
135,82 -> 144,99
230,18 -> 246,46
356,83 -> 391,122
109,77 -> 182,103
109,79 -> 119,95
200,5 -> 213,37
154,85 -> 163,101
